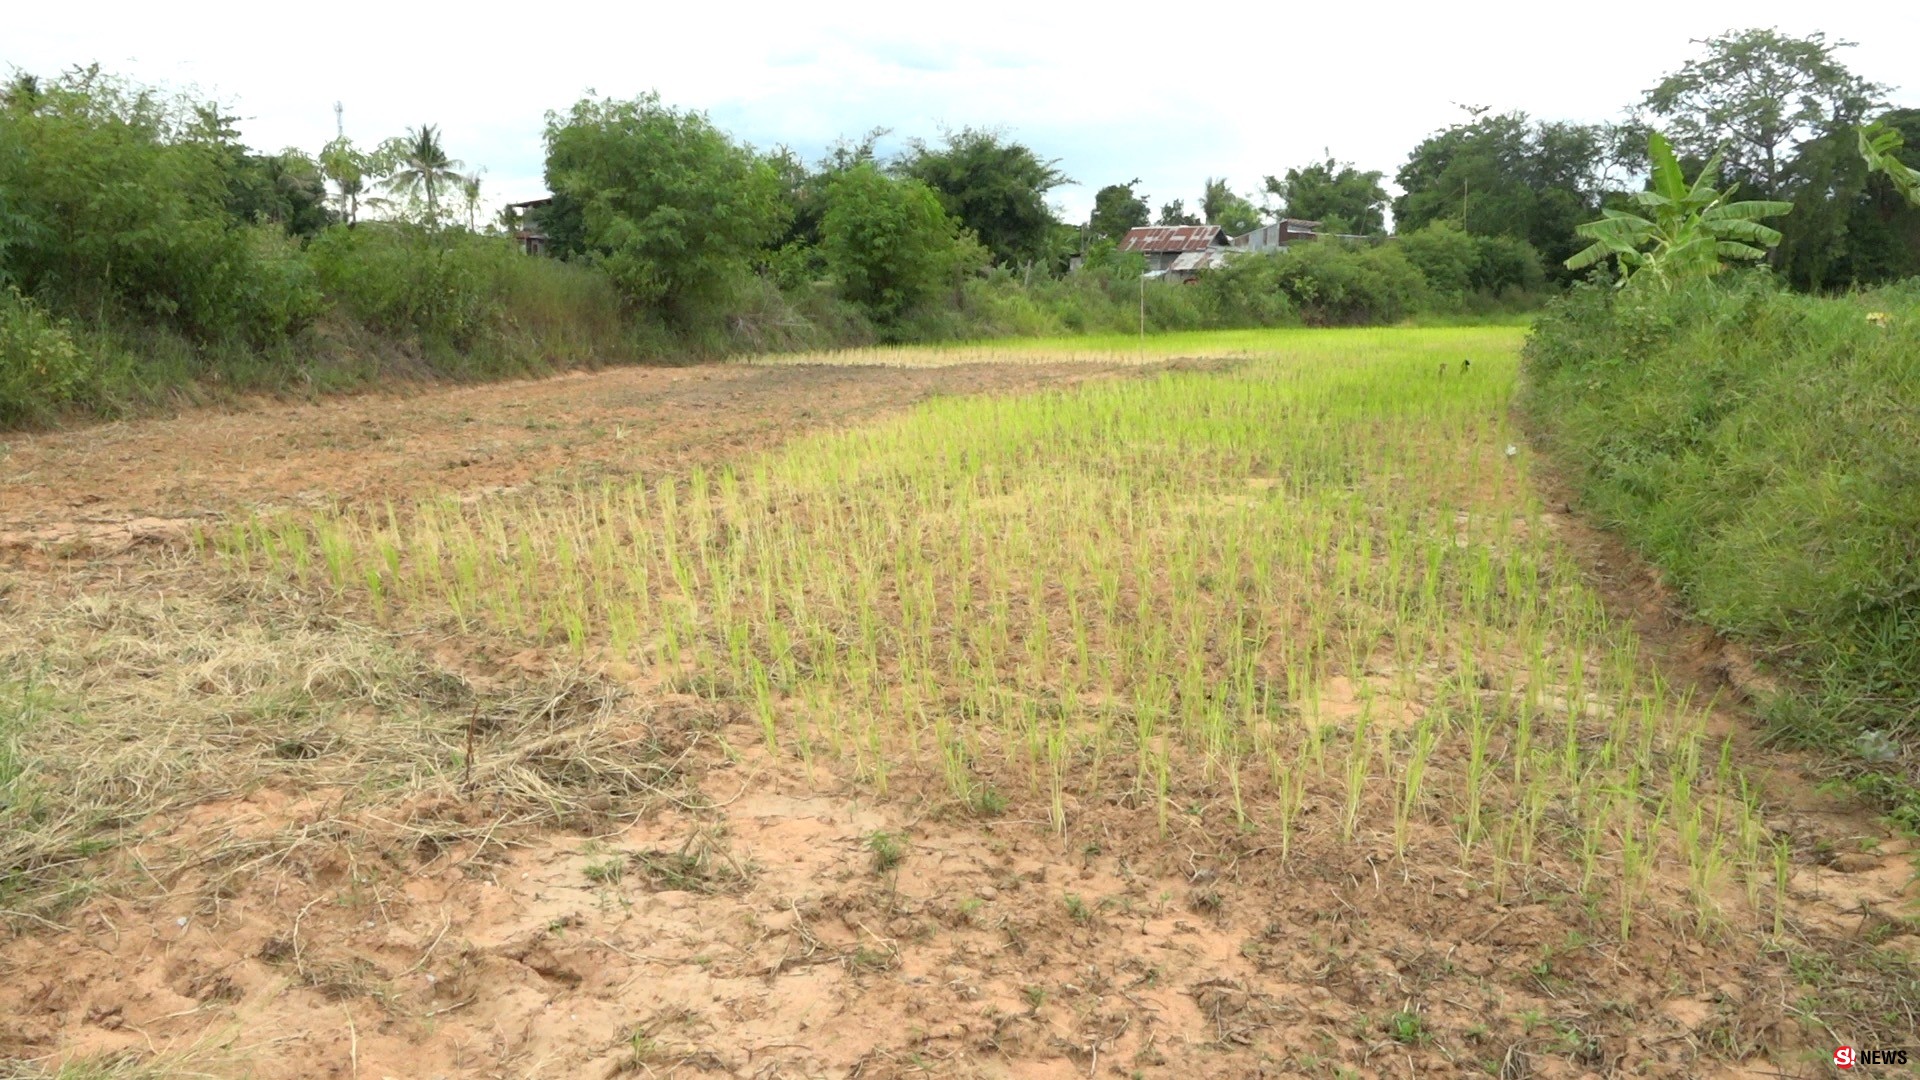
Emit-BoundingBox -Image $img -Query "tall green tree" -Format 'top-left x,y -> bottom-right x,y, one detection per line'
896,128 -> 1067,266
319,136 -> 371,226
1088,179 -> 1149,242
773,129 -> 887,250
0,66 -> 316,340
1263,156 -> 1387,234
227,149 -> 332,237
543,92 -> 785,322
820,164 -> 979,326
458,171 -> 484,232
1157,199 -> 1200,226
1395,112 -> 1623,281
379,124 -> 465,222
1642,28 -> 1886,196
1769,112 -> 1920,289
1200,177 -> 1263,236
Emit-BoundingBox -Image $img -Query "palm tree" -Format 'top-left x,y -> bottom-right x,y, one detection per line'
320,136 -> 369,226
1566,132 -> 1790,288
459,171 -> 485,232
381,124 -> 465,223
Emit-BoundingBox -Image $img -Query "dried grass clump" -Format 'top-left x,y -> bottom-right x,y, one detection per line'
0,1047 -> 230,1079
0,580 -> 691,924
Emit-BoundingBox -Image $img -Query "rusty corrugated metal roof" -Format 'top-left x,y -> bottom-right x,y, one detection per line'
1117,225 -> 1227,253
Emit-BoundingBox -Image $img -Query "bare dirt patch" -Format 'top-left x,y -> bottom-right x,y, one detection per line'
7,693 -> 1908,1078
0,719 -> 1858,1080
0,359 -> 1124,551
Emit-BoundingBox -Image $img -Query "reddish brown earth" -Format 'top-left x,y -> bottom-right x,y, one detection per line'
0,361 -> 1123,543
0,359 -> 1913,1080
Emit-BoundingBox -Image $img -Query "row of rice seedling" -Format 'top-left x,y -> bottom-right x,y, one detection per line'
206,326 -> 1783,942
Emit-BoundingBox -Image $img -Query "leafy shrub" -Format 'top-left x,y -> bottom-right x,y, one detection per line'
233,226 -> 326,342
0,288 -> 90,423
821,165 -> 980,327
1397,222 -> 1479,303
543,93 -> 786,326
1077,239 -> 1147,281
0,69 -> 305,343
306,224 -> 509,347
1265,242 -> 1428,325
1395,223 -> 1546,308
1470,233 -> 1547,295
1194,253 -> 1298,327
1523,274 -> 1920,745
1139,278 -> 1208,330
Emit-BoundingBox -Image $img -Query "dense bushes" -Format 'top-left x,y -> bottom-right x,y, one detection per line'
0,68 -> 345,415
1259,241 -> 1429,325
308,225 -> 508,346
1522,276 -> 1920,770
542,93 -> 785,329
0,68 -> 1548,429
307,224 -> 632,374
0,69 -> 316,345
0,288 -> 88,423
0,67 -> 642,412
1193,253 -> 1298,326
821,165 -> 981,326
1398,222 -> 1547,306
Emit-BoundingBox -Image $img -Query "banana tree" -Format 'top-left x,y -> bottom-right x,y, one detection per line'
1859,122 -> 1920,207
1566,132 -> 1791,288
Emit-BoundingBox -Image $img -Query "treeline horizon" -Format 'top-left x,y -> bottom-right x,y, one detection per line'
2,27 -> 1917,426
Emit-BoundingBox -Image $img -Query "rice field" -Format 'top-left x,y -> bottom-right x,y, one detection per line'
207,325 -> 1784,942
744,320 -> 1534,368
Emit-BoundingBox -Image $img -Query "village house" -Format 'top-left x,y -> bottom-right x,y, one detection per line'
505,197 -> 554,255
1113,220 -> 1325,281
1117,224 -> 1233,280
1230,218 -> 1322,253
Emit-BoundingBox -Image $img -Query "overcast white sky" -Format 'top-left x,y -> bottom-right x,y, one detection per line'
6,1 -> 1913,223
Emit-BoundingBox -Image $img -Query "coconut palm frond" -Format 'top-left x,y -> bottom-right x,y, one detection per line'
378,123 -> 466,223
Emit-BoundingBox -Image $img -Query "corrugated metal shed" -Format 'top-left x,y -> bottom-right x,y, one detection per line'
1230,219 -> 1322,251
1118,225 -> 1228,253
1168,250 -> 1231,272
